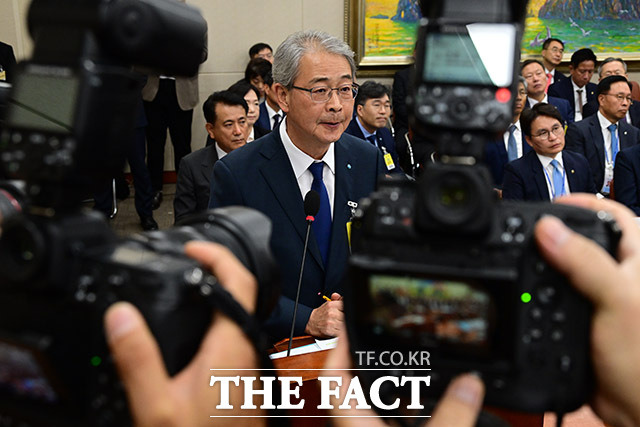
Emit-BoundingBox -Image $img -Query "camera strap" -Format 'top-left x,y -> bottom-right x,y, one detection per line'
203,278 -> 290,425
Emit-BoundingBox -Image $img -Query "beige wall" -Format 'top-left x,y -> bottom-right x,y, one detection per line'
0,0 -> 346,171
3,1 -> 640,171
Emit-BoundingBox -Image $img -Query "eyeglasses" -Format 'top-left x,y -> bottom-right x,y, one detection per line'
604,93 -> 633,104
546,47 -> 564,54
291,83 -> 359,103
532,125 -> 564,140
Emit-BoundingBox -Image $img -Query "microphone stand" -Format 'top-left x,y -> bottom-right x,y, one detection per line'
287,214 -> 314,357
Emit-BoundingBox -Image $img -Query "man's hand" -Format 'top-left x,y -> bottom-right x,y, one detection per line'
535,194 -> 640,427
104,242 -> 264,427
305,292 -> 343,337
325,330 -> 485,426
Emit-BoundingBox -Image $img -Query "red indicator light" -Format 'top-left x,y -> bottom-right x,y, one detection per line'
496,88 -> 511,103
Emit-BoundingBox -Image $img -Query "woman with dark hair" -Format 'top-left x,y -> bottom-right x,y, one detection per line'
243,57 -> 271,100
228,80 -> 269,142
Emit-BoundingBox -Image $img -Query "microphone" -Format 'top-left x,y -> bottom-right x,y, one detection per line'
287,190 -> 320,356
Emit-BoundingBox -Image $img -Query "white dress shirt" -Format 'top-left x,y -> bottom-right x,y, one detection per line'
536,152 -> 571,200
280,117 -> 335,217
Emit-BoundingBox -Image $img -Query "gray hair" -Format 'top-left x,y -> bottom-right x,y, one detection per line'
518,75 -> 527,91
598,57 -> 627,76
272,30 -> 356,88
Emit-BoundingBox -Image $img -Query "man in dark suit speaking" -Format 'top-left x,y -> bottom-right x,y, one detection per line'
565,75 -> 640,196
503,103 -> 595,201
209,30 -> 386,340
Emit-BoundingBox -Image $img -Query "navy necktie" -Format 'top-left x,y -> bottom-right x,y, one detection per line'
366,134 -> 378,148
507,124 -> 518,161
272,113 -> 281,129
309,162 -> 332,266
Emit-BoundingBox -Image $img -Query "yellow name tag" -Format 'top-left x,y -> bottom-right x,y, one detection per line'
0,70 -> 6,81
346,221 -> 352,250
384,153 -> 395,170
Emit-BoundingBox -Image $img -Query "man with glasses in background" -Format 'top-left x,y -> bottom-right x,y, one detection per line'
209,30 -> 386,341
502,103 -> 596,201
541,38 -> 567,88
582,57 -> 640,125
565,75 -> 640,196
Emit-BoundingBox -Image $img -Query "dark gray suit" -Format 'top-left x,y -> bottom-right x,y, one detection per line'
565,114 -> 640,191
174,144 -> 218,223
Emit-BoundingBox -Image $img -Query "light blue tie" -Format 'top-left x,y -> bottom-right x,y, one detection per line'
507,124 -> 518,162
608,123 -> 619,162
550,159 -> 564,198
309,162 -> 332,266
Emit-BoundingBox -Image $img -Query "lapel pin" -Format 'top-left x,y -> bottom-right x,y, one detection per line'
347,163 -> 352,169
571,169 -> 575,174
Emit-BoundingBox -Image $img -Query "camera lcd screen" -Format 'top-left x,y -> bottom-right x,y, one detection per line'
423,23 -> 516,87
7,71 -> 78,133
367,274 -> 495,351
0,340 -> 59,403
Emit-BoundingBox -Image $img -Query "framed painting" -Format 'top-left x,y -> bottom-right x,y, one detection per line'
345,0 -> 421,76
521,0 -> 640,61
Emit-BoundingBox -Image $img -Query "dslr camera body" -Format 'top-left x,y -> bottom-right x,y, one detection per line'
345,0 -> 620,417
0,1 -> 277,426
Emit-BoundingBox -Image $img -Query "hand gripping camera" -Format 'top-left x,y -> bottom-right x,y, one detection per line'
0,1 -> 279,426
345,0 -> 620,420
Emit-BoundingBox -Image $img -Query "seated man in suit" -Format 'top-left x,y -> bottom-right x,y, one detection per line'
548,48 -> 597,122
484,76 -> 531,190
255,69 -> 285,132
503,103 -> 595,201
344,80 -> 402,173
174,91 -> 248,223
541,38 -> 567,88
209,30 -> 386,341
613,144 -> 640,216
521,59 -> 574,125
582,57 -> 640,125
565,75 -> 640,196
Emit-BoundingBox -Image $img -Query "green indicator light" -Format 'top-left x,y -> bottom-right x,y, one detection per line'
90,356 -> 102,367
521,292 -> 532,303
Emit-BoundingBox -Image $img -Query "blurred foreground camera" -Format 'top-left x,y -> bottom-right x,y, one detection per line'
0,1 -> 278,426
346,0 -> 621,419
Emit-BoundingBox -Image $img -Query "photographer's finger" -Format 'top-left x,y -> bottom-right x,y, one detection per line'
555,194 -> 640,256
185,241 -> 257,313
535,216 -> 621,306
104,302 -> 173,423
428,374 -> 484,427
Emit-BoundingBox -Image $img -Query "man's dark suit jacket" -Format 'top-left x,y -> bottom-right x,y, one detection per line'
614,144 -> 640,215
502,150 -> 596,201
565,114 -> 640,190
344,118 -> 402,173
209,130 -> 386,339
525,96 -> 574,124
484,134 -> 533,188
255,101 -> 283,132
550,70 -> 568,86
174,144 -> 218,223
548,78 -> 597,118
582,100 -> 640,127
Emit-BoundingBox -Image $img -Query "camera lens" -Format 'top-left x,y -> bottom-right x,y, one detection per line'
0,219 -> 45,284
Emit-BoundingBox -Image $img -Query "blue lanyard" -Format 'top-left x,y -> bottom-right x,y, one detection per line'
543,164 -> 566,199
